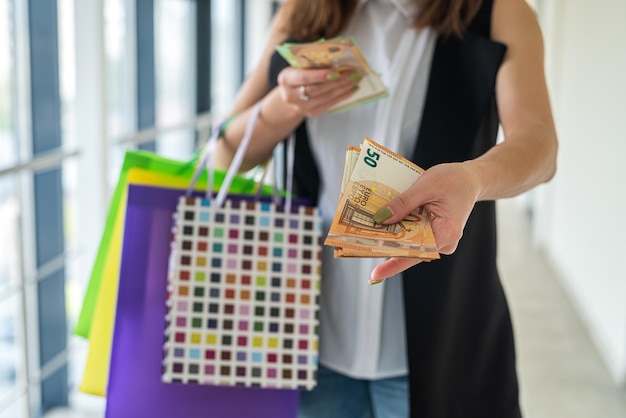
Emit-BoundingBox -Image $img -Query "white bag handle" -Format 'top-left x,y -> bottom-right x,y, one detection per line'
186,102 -> 296,212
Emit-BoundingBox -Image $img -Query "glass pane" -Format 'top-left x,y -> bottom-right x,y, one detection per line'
67,385 -> 105,416
212,0 -> 243,119
62,159 -> 81,330
155,0 -> 195,160
105,0 -> 136,185
63,156 -> 91,398
105,0 -> 136,141
0,294 -> 25,408
0,0 -> 18,169
58,0 -> 77,150
0,393 -> 27,418
0,175 -> 21,295
66,336 -> 88,390
65,341 -> 106,418
107,144 -> 127,188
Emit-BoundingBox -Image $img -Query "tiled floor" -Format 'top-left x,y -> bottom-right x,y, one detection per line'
45,199 -> 626,418
498,199 -> 626,417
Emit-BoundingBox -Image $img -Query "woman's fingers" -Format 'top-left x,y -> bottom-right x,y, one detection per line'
373,163 -> 480,256
277,67 -> 359,115
297,71 -> 360,99
306,84 -> 358,116
369,258 -> 423,284
277,67 -> 328,87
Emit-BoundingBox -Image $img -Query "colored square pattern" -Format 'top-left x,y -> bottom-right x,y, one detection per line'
162,196 -> 322,390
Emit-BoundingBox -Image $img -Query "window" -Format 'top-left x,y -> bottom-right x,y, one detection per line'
0,0 -> 276,415
155,0 -> 196,160
0,0 -> 27,415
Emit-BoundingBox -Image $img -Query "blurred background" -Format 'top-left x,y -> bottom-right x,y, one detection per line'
0,0 -> 624,417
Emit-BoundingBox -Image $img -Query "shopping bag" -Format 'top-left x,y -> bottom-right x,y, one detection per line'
75,150 -> 271,339
78,152 -> 274,396
79,167 -> 207,396
161,104 -> 322,390
105,183 -> 298,418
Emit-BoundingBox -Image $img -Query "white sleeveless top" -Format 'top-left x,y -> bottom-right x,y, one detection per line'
306,0 -> 436,379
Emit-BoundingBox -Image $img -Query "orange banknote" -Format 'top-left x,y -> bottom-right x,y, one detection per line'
325,137 -> 439,260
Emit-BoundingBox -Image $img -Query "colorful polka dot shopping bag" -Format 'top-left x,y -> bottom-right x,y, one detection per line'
161,104 -> 322,390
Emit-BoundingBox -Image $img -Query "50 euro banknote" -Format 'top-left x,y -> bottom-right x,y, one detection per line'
324,137 -> 440,260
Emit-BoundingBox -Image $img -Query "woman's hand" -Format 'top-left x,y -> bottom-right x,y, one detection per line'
369,162 -> 482,283
369,0 -> 558,284
277,66 -> 360,117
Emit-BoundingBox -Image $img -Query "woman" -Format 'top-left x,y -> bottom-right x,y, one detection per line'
215,0 -> 558,417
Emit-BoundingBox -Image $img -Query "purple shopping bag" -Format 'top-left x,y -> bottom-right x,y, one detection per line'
106,184 -> 299,418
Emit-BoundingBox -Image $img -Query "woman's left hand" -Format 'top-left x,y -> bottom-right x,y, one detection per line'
369,161 -> 482,282
277,66 -> 360,117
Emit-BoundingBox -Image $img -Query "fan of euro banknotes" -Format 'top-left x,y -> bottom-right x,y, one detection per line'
276,36 -> 388,112
324,137 -> 440,261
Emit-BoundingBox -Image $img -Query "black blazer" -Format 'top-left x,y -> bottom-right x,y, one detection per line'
269,1 -> 522,416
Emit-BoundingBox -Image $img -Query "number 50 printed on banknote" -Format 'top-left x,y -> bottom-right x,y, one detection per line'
325,137 -> 440,260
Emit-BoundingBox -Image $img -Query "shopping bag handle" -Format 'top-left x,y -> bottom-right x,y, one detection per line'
253,159 -> 280,204
186,102 -> 295,213
185,104 -> 261,200
185,118 -> 225,198
212,103 -> 262,206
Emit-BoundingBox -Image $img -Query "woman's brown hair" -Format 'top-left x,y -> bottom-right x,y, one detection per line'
281,0 -> 483,41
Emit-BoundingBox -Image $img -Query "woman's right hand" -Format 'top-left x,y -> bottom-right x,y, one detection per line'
276,66 -> 361,117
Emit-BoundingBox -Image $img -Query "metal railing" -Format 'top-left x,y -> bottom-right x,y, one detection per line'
0,111 -> 214,177
114,111 -> 213,148
0,148 -> 80,177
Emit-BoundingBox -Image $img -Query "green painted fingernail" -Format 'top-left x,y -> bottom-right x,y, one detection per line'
327,71 -> 340,80
348,72 -> 363,83
368,279 -> 385,285
373,207 -> 393,224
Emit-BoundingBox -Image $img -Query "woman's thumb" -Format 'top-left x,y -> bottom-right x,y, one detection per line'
372,190 -> 422,225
